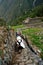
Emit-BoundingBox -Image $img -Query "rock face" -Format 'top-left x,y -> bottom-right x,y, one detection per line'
0,27 -> 42,65
0,27 -> 16,65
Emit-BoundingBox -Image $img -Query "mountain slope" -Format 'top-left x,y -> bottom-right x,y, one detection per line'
0,0 -> 43,22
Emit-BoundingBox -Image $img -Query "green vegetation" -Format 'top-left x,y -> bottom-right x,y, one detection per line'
12,25 -> 43,59
1,4 -> 43,26
10,4 -> 43,26
12,25 -> 25,30
29,4 -> 43,18
22,28 -> 43,52
12,25 -> 43,53
0,18 -> 6,26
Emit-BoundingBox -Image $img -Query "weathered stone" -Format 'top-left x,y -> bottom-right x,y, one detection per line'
14,64 -> 18,65
26,59 -> 33,64
19,62 -> 24,65
0,27 -> 41,65
34,59 -> 38,63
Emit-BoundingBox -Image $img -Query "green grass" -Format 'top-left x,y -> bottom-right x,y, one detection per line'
22,28 -> 43,52
12,25 -> 43,59
11,25 -> 43,52
11,25 -> 25,30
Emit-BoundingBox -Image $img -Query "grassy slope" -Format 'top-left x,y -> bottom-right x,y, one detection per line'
12,25 -> 43,52
12,25 -> 25,30
22,28 -> 43,52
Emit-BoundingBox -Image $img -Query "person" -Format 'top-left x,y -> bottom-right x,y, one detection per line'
15,31 -> 25,53
16,35 -> 25,49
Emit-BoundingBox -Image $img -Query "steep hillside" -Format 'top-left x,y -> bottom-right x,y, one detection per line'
10,4 -> 43,26
29,4 -> 43,17
0,0 -> 43,22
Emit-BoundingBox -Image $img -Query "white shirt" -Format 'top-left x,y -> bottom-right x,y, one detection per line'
17,36 -> 25,48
